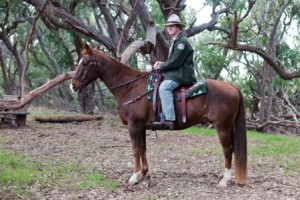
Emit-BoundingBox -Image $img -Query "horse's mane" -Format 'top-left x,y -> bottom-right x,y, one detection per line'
89,49 -> 147,75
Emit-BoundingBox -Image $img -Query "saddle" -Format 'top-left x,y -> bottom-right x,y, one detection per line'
146,71 -> 207,126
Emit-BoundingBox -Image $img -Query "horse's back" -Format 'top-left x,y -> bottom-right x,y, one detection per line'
175,79 -> 240,128
206,79 -> 240,101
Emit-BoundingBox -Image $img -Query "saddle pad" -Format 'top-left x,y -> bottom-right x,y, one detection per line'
185,80 -> 207,99
146,73 -> 207,101
146,73 -> 156,101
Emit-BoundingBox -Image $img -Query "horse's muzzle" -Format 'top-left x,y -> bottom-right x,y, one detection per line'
70,80 -> 81,93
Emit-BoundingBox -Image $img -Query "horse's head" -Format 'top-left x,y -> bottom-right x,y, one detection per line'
70,44 -> 100,93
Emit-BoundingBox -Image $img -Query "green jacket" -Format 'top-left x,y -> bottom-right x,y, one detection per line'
160,32 -> 196,85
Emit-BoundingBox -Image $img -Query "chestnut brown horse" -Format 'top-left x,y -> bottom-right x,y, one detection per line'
71,44 -> 247,187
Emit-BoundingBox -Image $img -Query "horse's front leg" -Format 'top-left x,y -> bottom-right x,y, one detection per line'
140,128 -> 148,176
128,125 -> 148,185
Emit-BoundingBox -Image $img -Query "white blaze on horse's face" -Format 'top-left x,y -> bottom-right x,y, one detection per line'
69,82 -> 77,93
70,58 -> 83,93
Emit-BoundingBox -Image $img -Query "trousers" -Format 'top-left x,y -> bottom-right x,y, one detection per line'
159,80 -> 180,121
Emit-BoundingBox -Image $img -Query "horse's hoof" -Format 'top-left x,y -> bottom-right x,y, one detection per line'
217,168 -> 232,188
217,178 -> 230,188
235,181 -> 246,186
128,172 -> 141,185
217,181 -> 228,188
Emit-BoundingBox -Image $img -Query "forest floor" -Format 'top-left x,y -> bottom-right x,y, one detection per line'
0,114 -> 299,200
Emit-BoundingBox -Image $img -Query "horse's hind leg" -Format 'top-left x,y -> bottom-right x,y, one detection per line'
216,127 -> 234,187
128,126 -> 148,184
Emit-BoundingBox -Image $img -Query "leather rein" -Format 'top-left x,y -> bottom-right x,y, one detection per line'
115,72 -> 153,110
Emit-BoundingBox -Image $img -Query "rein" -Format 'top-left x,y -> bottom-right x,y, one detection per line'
115,72 -> 153,110
108,72 -> 151,90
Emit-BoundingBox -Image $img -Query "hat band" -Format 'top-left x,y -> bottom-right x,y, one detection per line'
166,21 -> 182,24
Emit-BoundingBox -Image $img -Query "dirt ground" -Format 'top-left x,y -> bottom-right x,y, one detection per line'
0,115 -> 299,200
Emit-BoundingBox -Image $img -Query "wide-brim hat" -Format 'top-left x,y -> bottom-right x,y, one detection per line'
163,14 -> 185,26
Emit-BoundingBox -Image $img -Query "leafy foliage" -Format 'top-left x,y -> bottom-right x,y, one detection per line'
193,33 -> 228,79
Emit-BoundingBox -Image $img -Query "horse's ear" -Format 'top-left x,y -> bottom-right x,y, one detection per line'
94,45 -> 104,52
82,43 -> 93,54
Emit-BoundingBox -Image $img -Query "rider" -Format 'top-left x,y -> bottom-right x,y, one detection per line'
153,14 -> 197,130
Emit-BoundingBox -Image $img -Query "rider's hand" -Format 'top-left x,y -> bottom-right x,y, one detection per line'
154,61 -> 162,70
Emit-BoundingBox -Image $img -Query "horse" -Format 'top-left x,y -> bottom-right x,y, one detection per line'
70,43 -> 247,187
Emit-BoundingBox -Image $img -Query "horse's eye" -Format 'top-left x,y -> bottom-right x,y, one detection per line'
82,61 -> 89,65
81,58 -> 92,65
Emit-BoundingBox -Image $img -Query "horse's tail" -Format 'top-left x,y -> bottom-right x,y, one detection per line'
233,88 -> 247,185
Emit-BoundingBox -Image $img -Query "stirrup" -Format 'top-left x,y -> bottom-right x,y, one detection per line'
152,121 -> 174,130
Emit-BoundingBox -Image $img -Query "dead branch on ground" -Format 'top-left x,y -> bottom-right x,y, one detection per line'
34,115 -> 103,123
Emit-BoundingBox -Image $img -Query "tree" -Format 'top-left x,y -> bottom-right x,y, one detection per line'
0,0 -> 299,133
1,0 -> 232,109
208,0 -> 300,133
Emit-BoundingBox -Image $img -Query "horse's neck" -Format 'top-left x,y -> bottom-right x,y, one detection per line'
99,55 -> 144,98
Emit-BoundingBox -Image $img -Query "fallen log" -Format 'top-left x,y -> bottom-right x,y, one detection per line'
247,120 -> 300,134
34,115 -> 103,123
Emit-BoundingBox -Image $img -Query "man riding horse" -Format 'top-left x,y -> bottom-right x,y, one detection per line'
153,14 -> 197,130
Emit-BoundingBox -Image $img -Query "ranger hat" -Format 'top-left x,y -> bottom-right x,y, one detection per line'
163,14 -> 185,27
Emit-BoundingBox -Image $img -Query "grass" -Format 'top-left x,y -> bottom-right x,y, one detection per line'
0,149 -> 118,198
182,127 -> 300,174
182,126 -> 217,136
77,173 -> 118,191
0,150 -> 41,197
247,131 -> 300,174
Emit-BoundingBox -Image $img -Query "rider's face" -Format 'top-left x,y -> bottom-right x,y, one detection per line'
166,25 -> 181,38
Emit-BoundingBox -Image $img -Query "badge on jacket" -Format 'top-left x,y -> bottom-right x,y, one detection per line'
177,43 -> 185,50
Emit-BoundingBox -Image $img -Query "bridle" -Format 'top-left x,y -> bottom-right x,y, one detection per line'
78,54 -> 97,90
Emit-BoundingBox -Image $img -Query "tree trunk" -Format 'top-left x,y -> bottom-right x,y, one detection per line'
79,83 -> 96,115
259,62 -> 275,132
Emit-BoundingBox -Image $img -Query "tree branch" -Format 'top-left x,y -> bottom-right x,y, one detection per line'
34,115 -> 103,123
0,71 -> 75,110
25,0 -> 115,52
247,120 -> 300,133
116,0 -> 139,59
94,0 -> 120,47
22,0 -> 48,97
208,42 -> 300,80
186,0 -> 234,37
